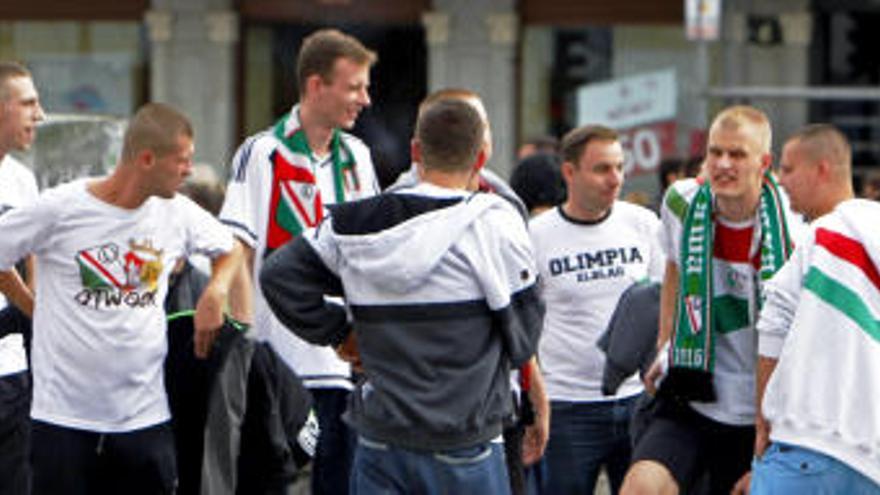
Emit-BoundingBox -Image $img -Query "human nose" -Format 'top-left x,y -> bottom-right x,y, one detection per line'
34,101 -> 45,122
359,87 -> 371,107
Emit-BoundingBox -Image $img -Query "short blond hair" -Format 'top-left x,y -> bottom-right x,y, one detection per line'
710,105 -> 772,154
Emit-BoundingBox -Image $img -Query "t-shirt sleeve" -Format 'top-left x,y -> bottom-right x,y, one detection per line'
179,196 -> 235,258
219,135 -> 265,249
643,210 -> 667,282
0,191 -> 57,270
659,184 -> 686,267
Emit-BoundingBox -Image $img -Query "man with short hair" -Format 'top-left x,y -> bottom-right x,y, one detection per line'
530,124 -> 665,494
389,89 -> 549,495
777,124 -> 854,222
260,98 -> 543,494
0,60 -> 44,495
219,28 -> 379,494
0,102 -> 241,494
747,125 -> 879,493
621,106 -> 799,495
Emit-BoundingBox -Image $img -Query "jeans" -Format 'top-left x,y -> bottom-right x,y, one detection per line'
751,442 -> 880,495
544,395 -> 638,494
312,388 -> 357,495
351,436 -> 511,495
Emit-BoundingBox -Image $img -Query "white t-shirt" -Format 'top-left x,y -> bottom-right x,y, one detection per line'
531,202 -> 665,402
0,155 -> 38,377
220,106 -> 379,389
0,179 -> 234,432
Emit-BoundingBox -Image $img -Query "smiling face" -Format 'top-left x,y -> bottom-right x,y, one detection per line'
563,138 -> 624,220
313,57 -> 371,130
0,75 -> 44,155
705,122 -> 770,203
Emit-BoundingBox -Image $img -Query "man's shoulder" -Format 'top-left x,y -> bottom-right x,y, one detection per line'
662,178 -> 701,221
613,200 -> 660,224
529,206 -> 561,232
328,191 -> 464,236
1,155 -> 34,177
339,130 -> 369,151
228,128 -> 277,184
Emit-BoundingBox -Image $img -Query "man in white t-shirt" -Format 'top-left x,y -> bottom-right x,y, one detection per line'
0,103 -> 241,495
531,125 -> 664,494
622,106 -> 799,495
219,29 -> 379,495
0,61 -> 44,495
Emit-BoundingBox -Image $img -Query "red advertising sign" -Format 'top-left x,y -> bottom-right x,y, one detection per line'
620,121 -> 677,177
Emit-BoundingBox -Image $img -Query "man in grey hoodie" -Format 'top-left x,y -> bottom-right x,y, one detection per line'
260,99 -> 544,494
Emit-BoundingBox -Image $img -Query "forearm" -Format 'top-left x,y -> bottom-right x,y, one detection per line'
24,255 -> 35,291
226,241 -> 254,324
0,269 -> 33,317
755,355 -> 778,456
526,357 -> 548,420
657,261 -> 679,348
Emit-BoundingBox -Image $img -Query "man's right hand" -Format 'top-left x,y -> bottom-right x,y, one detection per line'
643,345 -> 669,395
335,331 -> 362,372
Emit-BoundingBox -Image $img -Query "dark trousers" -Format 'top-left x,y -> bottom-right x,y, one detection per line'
544,396 -> 638,494
31,420 -> 177,495
312,388 -> 356,495
0,372 -> 31,495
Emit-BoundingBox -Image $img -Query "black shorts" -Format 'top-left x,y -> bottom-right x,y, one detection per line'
631,395 -> 754,494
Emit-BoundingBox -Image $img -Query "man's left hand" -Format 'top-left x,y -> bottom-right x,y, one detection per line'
194,283 -> 225,359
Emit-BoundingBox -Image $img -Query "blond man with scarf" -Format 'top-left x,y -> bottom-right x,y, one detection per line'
219,29 -> 379,495
621,106 -> 800,495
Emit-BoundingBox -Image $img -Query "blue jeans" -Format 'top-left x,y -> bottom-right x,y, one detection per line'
351,436 -> 511,495
544,395 -> 638,494
751,442 -> 879,494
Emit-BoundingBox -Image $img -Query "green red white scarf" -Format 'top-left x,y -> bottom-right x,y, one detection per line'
663,173 -> 793,401
266,108 -> 360,251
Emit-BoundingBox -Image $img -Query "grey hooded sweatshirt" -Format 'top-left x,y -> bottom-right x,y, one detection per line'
260,182 -> 544,451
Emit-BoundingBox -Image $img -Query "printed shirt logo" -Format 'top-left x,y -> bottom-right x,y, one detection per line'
74,239 -> 163,309
266,149 -> 323,250
547,246 -> 644,283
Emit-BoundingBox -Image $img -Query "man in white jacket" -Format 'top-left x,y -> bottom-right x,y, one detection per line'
750,124 -> 879,493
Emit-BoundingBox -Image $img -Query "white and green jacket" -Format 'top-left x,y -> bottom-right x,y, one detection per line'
758,199 -> 880,486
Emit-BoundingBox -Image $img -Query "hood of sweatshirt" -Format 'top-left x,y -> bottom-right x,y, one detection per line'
328,182 -> 516,294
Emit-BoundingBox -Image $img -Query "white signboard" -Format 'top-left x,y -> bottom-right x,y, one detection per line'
576,70 -> 679,176
576,69 -> 677,130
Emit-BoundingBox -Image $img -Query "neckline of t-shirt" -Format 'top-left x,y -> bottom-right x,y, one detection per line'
556,205 -> 611,226
80,179 -> 152,217
714,214 -> 755,230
